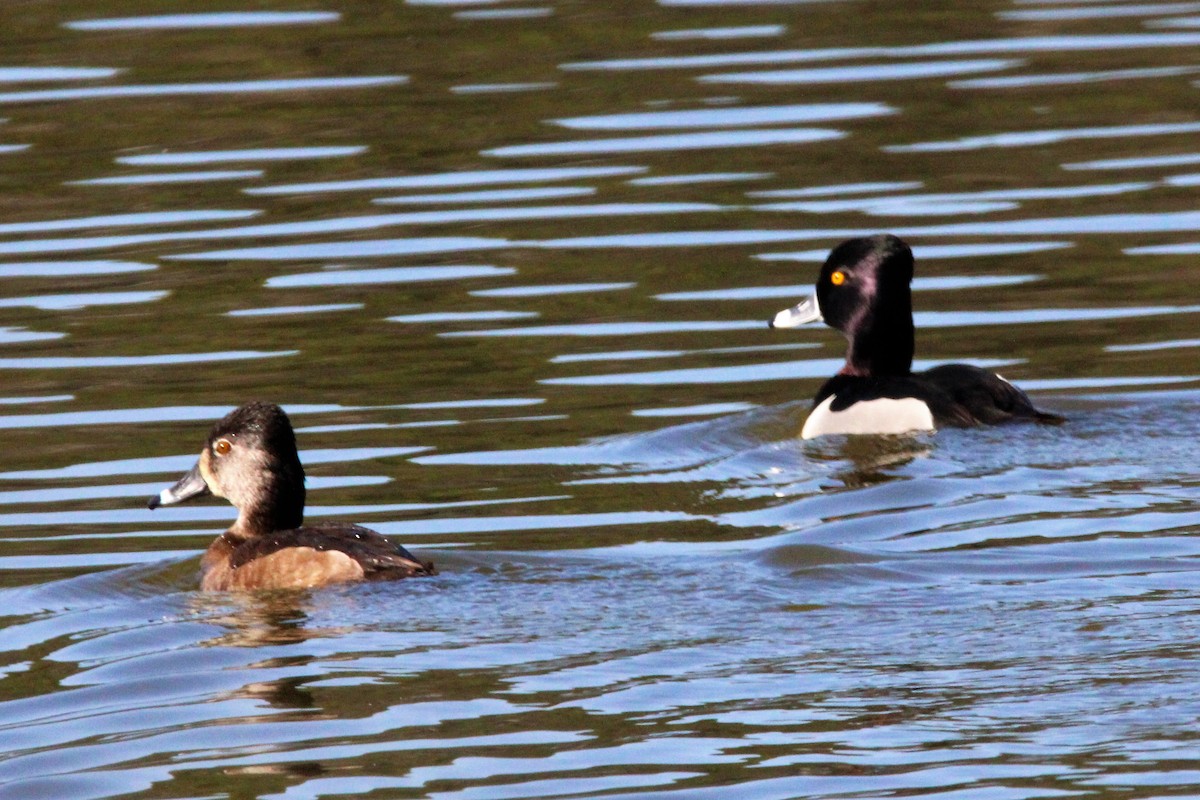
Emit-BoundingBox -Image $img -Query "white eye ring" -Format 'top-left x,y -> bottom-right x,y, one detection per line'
214,438 -> 232,456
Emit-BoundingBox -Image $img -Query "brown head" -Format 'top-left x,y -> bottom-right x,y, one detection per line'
148,402 -> 306,535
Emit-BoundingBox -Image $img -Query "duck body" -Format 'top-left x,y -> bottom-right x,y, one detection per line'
200,523 -> 432,592
149,402 -> 434,591
771,234 -> 1062,439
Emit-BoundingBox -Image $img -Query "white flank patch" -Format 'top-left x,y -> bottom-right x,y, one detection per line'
801,394 -> 935,439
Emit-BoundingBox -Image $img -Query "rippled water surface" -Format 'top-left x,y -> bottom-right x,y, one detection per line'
1,1 -> 1199,798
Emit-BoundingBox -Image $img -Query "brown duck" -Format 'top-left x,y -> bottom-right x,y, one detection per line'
149,401 -> 434,591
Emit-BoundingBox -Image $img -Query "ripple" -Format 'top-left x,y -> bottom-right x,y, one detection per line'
701,58 -> 1023,85
117,146 -> 367,166
0,67 -> 119,82
470,282 -> 634,297
0,327 -> 64,344
1125,241 -> 1200,254
454,8 -> 553,19
485,128 -> 844,157
372,511 -> 696,534
887,121 -> 1200,153
389,311 -> 540,323
951,65 -> 1200,89
0,394 -> 72,405
65,12 -> 341,30
403,398 -> 544,409
531,210 -> 1200,248
441,321 -> 765,338
0,260 -> 155,277
0,446 -> 430,480
633,402 -> 758,417
1107,338 -> 1200,352
0,475 -> 389,506
0,494 -> 570,528
266,265 -> 514,288
69,170 -> 263,186
756,242 -> 1070,261
656,275 -> 1041,301
551,343 -> 817,363
246,166 -> 645,195
0,291 -> 166,311
0,77 -> 407,104
174,236 -> 505,261
1063,151 -> 1200,170
1151,15 -> 1200,27
451,82 -> 559,94
914,305 -> 1200,327
540,358 -> 1013,386
1000,3 -> 1200,22
561,33 -> 1200,71
0,209 -> 258,235
630,172 -> 771,186
755,183 -> 1151,215
554,102 -> 894,130
226,303 -> 364,317
0,350 -> 296,369
652,25 -> 786,40
1167,172 -> 1200,186
749,181 -> 924,198
374,187 -> 596,205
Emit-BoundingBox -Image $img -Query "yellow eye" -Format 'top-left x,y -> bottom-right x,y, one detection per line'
830,270 -> 847,286
214,438 -> 232,456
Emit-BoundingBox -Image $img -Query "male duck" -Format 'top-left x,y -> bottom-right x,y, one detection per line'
149,401 -> 435,591
770,234 -> 1062,439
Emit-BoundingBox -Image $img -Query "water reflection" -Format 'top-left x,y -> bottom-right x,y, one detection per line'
374,187 -> 596,205
700,58 -> 1023,85
65,11 -> 342,30
951,64 -> 1200,89
266,265 -> 514,288
652,25 -> 786,40
887,121 -> 1200,153
562,33 -> 1200,71
0,77 -> 409,104
483,128 -> 845,157
554,102 -> 894,129
70,170 -> 263,186
245,166 -> 646,195
1001,3 -> 1200,22
0,291 -> 166,311
0,260 -> 154,277
117,146 -> 367,166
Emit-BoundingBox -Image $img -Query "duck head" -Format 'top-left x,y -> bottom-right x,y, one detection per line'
771,234 -> 915,377
148,401 -> 306,535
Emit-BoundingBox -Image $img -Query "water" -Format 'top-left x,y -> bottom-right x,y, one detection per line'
0,0 -> 1198,797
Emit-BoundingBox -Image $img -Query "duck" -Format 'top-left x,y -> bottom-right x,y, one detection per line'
770,233 -> 1063,439
148,401 -> 435,591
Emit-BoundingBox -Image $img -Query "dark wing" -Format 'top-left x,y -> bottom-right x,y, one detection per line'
230,523 -> 435,578
919,364 -> 1063,426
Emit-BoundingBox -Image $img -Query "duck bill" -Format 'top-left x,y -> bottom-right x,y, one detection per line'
147,462 -> 211,510
769,295 -> 823,329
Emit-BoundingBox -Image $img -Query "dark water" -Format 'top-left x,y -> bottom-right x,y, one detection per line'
0,0 -> 1199,797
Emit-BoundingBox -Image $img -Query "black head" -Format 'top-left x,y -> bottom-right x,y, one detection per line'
816,234 -> 915,377
149,401 -> 307,534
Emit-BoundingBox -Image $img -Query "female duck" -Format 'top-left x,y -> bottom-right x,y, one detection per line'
770,234 -> 1062,439
149,401 -> 435,591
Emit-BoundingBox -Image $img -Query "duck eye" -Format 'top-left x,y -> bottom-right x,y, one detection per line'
213,438 -> 232,456
830,270 -> 847,286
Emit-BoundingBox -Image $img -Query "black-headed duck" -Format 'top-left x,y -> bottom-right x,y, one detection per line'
148,401 -> 434,591
770,234 -> 1063,439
